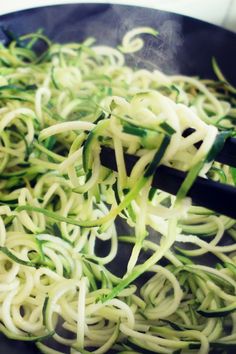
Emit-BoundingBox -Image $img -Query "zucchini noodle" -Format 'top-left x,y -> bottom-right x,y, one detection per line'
0,27 -> 236,354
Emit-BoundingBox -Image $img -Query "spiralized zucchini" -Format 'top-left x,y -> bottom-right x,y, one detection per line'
0,27 -> 236,354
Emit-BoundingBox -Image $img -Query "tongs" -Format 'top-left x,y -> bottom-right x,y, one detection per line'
100,137 -> 236,219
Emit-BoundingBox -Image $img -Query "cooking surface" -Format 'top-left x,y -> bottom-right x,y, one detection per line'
0,0 -> 236,32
